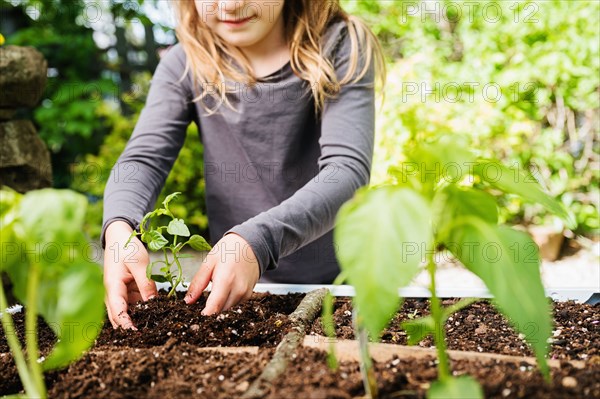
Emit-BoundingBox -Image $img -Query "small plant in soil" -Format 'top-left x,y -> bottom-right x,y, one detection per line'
125,192 -> 212,297
328,136 -> 575,398
0,188 -> 105,399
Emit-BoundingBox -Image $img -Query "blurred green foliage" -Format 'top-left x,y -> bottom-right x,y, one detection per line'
4,0 -> 598,238
4,0 -> 113,187
343,0 -> 599,235
70,73 -> 208,239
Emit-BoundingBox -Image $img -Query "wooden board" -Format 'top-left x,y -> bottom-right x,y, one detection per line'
303,335 -> 585,369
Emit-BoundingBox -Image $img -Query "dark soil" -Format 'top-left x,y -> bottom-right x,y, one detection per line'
266,347 -> 600,399
0,291 -> 301,397
0,352 -> 61,395
2,338 -> 272,399
1,272 -> 17,306
2,293 -> 599,398
0,291 -> 304,355
96,291 -> 304,348
0,313 -> 57,356
311,298 -> 600,361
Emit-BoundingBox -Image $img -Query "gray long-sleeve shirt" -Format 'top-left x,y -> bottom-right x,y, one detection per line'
102,19 -> 375,283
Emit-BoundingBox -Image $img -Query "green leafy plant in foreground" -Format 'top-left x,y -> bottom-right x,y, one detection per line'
0,188 -> 105,399
327,137 -> 575,398
126,192 -> 212,297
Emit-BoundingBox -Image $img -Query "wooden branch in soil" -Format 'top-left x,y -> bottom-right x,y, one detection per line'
242,288 -> 329,399
304,335 -> 586,370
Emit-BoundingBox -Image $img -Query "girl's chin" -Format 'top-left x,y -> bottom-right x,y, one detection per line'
217,32 -> 263,48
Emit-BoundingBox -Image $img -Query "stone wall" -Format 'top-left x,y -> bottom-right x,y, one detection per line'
0,45 -> 52,192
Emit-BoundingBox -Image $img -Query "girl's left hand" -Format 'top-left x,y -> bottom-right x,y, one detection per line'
184,232 -> 260,315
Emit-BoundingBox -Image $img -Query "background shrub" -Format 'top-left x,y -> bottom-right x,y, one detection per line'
3,0 -> 598,238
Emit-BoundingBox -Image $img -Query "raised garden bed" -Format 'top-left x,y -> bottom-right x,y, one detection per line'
1,289 -> 599,398
0,291 -> 305,397
263,347 -> 599,399
310,297 -> 599,361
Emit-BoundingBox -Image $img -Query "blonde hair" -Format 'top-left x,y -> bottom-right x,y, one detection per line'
173,0 -> 385,115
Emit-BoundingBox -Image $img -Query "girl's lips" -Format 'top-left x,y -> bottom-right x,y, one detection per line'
221,16 -> 254,27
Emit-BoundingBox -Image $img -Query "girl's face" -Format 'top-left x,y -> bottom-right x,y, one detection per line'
194,1 -> 285,49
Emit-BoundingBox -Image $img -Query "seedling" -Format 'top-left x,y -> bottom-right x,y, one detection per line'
406,309 -> 419,320
328,136 -> 575,398
0,188 -> 105,399
125,192 -> 212,297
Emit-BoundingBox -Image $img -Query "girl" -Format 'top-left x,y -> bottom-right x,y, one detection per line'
103,0 -> 385,329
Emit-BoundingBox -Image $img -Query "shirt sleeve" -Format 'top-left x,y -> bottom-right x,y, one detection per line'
101,44 -> 195,247
225,26 -> 376,276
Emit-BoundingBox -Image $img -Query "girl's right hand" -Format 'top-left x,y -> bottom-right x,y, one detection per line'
103,220 -> 158,329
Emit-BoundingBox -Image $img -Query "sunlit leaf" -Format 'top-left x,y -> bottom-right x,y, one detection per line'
186,234 -> 211,251
0,189 -> 20,273
402,316 -> 435,345
449,220 -> 551,377
146,260 -> 166,280
473,160 -> 575,228
434,185 -> 498,243
17,189 -> 86,247
428,375 -> 483,399
6,190 -> 90,303
393,136 -> 477,195
167,218 -> 190,237
334,186 -> 431,339
401,298 -> 478,346
42,261 -> 105,370
408,136 -> 477,182
162,192 -> 181,214
144,230 -> 168,251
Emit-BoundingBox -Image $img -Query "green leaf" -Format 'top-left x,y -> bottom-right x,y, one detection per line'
1,189 -> 106,371
162,192 -> 181,214
139,209 -> 168,234
42,261 -> 105,370
150,274 -> 169,283
185,235 -> 212,251
139,210 -> 157,233
167,218 -> 190,237
428,376 -> 483,399
145,261 -> 153,280
0,188 -> 21,218
17,189 -> 87,246
392,136 -> 477,195
140,231 -> 151,244
159,264 -> 171,274
144,230 -> 169,251
0,224 -> 18,273
146,260 -> 166,280
0,190 -> 20,273
473,160 -> 575,228
334,186 -> 432,339
402,316 -> 436,345
434,186 -> 498,243
449,220 -> 551,377
124,231 -> 138,248
410,136 -> 477,181
5,189 -> 91,303
401,299 -> 477,346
